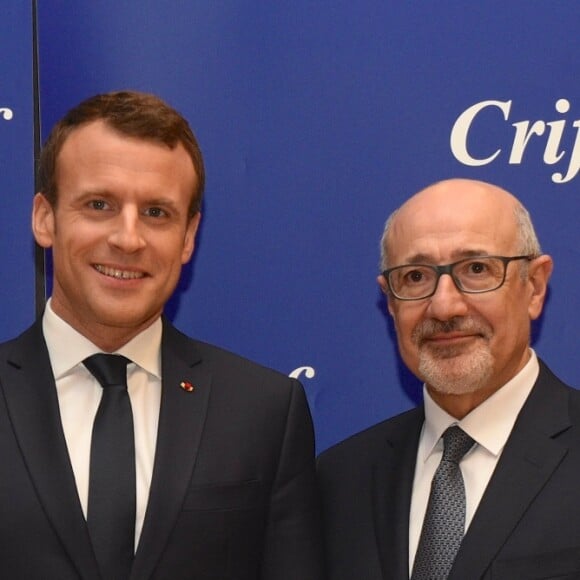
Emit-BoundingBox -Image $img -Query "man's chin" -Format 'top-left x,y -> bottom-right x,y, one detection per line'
426,378 -> 486,397
419,352 -> 493,396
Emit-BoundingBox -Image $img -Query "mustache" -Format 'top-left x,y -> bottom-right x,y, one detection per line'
412,316 -> 492,344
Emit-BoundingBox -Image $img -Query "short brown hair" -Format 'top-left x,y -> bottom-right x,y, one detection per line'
38,90 -> 205,216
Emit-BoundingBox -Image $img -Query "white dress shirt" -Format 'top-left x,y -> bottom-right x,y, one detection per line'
42,299 -> 162,550
408,350 -> 540,575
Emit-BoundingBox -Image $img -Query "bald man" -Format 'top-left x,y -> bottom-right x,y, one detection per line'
317,179 -> 580,580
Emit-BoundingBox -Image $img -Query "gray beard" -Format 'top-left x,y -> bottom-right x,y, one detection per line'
417,341 -> 494,395
412,316 -> 494,395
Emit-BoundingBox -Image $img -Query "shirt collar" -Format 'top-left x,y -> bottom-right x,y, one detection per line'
420,350 -> 539,462
42,298 -> 162,380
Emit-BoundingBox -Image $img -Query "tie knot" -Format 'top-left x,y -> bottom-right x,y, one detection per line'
442,425 -> 474,464
84,354 -> 130,389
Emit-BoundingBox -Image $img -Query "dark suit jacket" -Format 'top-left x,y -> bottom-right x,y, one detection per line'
0,319 -> 324,580
317,361 -> 580,580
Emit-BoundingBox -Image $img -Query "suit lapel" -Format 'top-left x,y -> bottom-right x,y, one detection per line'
1,322 -> 100,580
131,321 -> 212,580
450,363 -> 571,579
374,409 -> 424,580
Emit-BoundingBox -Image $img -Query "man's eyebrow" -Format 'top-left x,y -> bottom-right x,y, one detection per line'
402,249 -> 492,265
77,189 -> 114,198
403,253 -> 434,264
145,197 -> 179,207
76,191 -> 179,208
449,249 -> 493,261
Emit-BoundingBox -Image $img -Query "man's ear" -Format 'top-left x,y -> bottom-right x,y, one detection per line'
181,212 -> 201,264
32,193 -> 55,248
527,254 -> 553,320
377,274 -> 395,317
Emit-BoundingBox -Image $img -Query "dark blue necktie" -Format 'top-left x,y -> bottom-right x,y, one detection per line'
411,425 -> 475,580
84,354 -> 135,580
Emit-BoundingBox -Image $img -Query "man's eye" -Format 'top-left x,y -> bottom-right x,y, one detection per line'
144,207 -> 167,218
406,270 -> 425,283
88,200 -> 109,210
467,261 -> 487,274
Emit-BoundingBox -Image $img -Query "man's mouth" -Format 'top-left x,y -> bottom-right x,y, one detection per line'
94,264 -> 145,280
413,316 -> 491,347
426,333 -> 478,342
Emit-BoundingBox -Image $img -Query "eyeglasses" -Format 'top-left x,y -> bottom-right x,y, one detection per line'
382,255 -> 535,301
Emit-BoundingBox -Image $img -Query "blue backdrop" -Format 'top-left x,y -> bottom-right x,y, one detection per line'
0,1 -> 35,340
3,2 -> 578,453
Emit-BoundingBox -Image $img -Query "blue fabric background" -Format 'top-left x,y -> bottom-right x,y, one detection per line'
3,2 -> 579,452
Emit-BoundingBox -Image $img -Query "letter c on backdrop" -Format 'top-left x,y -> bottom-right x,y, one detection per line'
450,99 -> 512,166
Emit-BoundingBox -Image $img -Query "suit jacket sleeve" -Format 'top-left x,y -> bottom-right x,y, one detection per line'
261,378 -> 326,580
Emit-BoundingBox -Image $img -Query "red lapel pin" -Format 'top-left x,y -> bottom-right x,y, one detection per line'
180,381 -> 194,392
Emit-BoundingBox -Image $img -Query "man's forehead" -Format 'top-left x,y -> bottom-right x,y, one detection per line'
388,220 -> 517,260
386,180 -> 521,261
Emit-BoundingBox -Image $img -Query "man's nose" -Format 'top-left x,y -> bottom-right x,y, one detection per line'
425,274 -> 469,320
108,210 -> 146,253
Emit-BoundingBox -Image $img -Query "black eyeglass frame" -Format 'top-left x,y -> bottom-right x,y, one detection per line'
382,255 -> 536,301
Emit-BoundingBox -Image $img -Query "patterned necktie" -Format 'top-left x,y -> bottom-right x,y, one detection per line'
84,354 -> 135,580
411,425 -> 475,580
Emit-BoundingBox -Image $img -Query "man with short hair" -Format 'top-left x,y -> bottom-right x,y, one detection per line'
0,91 -> 324,579
318,178 -> 580,579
